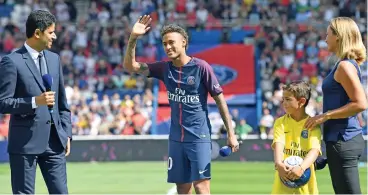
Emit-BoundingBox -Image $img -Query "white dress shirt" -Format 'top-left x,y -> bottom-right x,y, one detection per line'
24,42 -> 47,109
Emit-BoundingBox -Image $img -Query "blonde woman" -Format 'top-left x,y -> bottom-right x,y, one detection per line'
304,17 -> 367,194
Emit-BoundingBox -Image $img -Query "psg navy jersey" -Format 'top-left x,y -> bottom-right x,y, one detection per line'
148,57 -> 223,142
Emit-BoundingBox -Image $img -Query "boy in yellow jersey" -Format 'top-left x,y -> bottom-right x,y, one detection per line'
271,81 -> 321,194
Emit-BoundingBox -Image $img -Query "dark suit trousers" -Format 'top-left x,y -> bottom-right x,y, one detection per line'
326,134 -> 364,194
9,125 -> 68,194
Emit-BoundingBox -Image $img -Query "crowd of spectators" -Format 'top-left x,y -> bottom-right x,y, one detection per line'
256,0 -> 367,138
0,0 -> 367,140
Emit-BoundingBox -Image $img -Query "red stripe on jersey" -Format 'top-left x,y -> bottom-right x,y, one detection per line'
178,67 -> 184,142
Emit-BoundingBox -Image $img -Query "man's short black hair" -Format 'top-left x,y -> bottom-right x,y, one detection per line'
26,10 -> 56,38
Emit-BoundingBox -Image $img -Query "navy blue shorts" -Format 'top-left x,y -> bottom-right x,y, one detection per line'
167,141 -> 212,183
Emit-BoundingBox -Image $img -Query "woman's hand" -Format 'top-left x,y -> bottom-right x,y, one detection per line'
304,113 -> 329,130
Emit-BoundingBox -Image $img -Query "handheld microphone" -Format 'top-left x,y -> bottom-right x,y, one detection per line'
42,74 -> 54,113
219,146 -> 232,157
219,140 -> 243,157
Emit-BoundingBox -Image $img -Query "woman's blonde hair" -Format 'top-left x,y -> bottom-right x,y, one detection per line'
329,17 -> 366,65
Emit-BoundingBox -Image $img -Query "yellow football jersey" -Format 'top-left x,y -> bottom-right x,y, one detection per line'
271,114 -> 321,194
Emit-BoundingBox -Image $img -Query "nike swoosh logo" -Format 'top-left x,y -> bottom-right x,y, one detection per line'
199,169 -> 207,174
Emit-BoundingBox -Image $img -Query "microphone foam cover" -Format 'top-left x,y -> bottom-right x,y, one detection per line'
42,74 -> 53,89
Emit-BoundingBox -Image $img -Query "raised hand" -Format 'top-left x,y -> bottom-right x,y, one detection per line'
131,15 -> 152,38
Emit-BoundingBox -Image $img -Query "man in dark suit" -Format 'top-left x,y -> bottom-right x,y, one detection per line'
0,10 -> 72,194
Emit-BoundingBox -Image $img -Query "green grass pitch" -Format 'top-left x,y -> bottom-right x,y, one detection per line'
0,162 -> 366,194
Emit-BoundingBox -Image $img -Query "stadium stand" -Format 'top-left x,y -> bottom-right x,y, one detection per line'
0,0 -> 366,140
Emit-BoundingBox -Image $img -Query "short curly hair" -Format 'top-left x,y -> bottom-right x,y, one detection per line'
161,24 -> 189,50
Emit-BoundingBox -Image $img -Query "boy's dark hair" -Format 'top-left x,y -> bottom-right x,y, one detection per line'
26,10 -> 56,38
160,24 -> 189,50
282,80 -> 311,107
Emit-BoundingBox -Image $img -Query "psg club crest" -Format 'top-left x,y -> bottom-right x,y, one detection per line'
187,76 -> 195,85
301,130 -> 308,139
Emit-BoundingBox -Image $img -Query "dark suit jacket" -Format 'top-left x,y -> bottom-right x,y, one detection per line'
0,46 -> 72,154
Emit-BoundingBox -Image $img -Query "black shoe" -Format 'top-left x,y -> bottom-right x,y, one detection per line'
314,156 -> 327,170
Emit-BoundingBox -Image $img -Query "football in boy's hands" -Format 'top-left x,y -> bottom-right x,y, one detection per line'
280,156 -> 311,188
